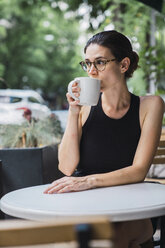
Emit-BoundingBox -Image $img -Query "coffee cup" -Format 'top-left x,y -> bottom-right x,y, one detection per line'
68,77 -> 100,106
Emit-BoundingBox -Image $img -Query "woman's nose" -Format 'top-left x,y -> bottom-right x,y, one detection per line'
88,64 -> 97,75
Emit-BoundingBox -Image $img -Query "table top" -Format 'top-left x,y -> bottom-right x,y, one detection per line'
1,182 -> 165,222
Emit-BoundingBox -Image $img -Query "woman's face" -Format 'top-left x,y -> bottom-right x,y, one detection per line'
85,44 -> 124,91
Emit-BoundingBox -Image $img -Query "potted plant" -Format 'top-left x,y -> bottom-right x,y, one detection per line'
0,114 -> 64,218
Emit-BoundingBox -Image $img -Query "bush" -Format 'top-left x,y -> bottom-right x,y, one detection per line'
0,116 -> 63,148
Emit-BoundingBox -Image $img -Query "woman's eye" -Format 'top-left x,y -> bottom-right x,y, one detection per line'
86,62 -> 91,67
96,60 -> 105,65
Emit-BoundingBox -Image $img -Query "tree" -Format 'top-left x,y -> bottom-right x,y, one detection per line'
54,0 -> 165,95
0,0 -> 84,108
1,0 -> 164,103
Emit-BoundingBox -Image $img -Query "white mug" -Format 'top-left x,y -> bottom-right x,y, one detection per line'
68,77 -> 100,106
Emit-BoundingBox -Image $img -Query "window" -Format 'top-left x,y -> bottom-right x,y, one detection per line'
0,96 -> 22,103
28,97 -> 40,104
0,96 -> 10,103
10,97 -> 22,103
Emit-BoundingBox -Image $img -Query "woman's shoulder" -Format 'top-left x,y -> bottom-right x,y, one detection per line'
140,94 -> 165,114
140,94 -> 164,106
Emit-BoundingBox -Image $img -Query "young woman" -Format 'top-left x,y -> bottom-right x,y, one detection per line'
45,30 -> 164,248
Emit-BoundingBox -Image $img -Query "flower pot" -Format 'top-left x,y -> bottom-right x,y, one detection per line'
0,144 -> 64,219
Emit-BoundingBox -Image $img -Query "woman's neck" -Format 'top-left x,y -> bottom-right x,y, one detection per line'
101,83 -> 131,119
102,83 -> 130,109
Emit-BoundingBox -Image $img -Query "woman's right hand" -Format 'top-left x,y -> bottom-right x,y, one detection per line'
66,81 -> 81,114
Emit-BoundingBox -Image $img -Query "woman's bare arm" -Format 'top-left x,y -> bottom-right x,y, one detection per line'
88,95 -> 165,187
58,92 -> 82,176
58,91 -> 91,176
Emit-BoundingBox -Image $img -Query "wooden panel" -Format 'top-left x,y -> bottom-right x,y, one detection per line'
153,138 -> 165,164
160,135 -> 165,140
161,128 -> 165,134
0,217 -> 113,247
0,224 -> 76,246
145,178 -> 165,184
159,140 -> 165,147
145,132 -> 165,183
153,157 -> 165,164
155,149 -> 165,156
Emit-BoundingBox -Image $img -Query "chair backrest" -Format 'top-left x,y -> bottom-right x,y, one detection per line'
146,134 -> 165,183
161,128 -> 165,140
0,216 -> 113,247
151,129 -> 165,165
153,140 -> 165,165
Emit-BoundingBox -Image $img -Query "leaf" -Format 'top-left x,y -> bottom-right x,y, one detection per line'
0,117 -> 63,148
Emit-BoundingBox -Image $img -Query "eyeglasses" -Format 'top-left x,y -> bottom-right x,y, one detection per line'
79,58 -> 116,72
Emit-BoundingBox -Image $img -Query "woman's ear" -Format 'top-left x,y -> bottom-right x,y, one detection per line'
120,57 -> 130,73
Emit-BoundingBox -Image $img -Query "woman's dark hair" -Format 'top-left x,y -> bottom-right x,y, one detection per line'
84,30 -> 139,78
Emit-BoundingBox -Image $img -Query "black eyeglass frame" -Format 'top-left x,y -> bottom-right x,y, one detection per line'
79,58 -> 116,72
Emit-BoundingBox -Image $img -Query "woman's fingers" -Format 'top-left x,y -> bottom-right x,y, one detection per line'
66,93 -> 80,106
44,176 -> 90,194
66,81 -> 81,111
66,93 -> 79,102
68,82 -> 80,99
58,185 -> 72,193
46,183 -> 69,194
43,177 -> 68,193
72,85 -> 80,93
44,181 -> 72,194
44,177 -> 77,194
43,184 -> 58,193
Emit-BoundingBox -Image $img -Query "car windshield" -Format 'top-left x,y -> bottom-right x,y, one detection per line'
28,97 -> 40,104
0,96 -> 22,103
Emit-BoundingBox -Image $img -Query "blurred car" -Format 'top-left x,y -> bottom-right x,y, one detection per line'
0,105 -> 24,125
0,89 -> 51,124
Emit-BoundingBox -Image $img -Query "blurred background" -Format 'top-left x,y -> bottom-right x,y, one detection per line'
0,0 -> 165,128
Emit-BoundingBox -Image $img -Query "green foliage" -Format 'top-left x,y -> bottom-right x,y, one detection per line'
0,0 -> 164,101
127,69 -> 146,95
0,0 -> 83,105
0,117 -> 63,148
96,0 -> 151,92
58,0 -> 165,94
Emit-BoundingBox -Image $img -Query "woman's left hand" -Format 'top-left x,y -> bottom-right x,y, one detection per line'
44,176 -> 95,194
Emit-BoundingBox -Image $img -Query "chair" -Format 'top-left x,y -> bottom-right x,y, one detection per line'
0,216 -> 114,248
145,139 -> 165,184
145,130 -> 165,248
153,216 -> 165,248
145,134 -> 165,248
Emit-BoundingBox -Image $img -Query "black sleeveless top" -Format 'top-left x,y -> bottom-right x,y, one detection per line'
75,93 -> 141,176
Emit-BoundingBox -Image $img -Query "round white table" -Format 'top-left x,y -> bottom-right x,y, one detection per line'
1,182 -> 165,222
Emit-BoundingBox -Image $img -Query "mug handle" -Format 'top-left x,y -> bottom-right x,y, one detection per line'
68,79 -> 80,101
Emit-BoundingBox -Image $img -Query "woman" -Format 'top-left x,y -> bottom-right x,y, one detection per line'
45,30 -> 164,247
